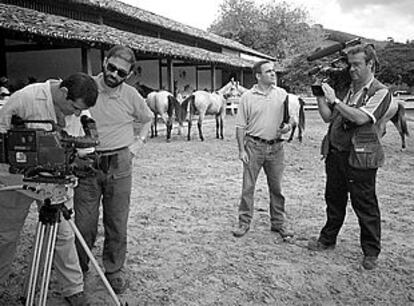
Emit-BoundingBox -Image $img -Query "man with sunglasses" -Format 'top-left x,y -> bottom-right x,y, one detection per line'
0,72 -> 98,305
73,45 -> 152,294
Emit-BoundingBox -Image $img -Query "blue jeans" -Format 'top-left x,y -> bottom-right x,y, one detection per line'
238,138 -> 286,228
74,148 -> 132,276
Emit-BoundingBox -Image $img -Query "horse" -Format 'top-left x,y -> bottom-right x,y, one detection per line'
286,93 -> 306,143
179,81 -> 238,141
225,80 -> 248,116
379,98 -> 409,150
145,90 -> 181,142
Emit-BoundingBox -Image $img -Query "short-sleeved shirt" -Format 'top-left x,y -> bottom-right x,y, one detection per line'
329,77 -> 390,151
0,81 -> 85,135
91,74 -> 153,151
235,84 -> 289,140
0,81 -> 89,197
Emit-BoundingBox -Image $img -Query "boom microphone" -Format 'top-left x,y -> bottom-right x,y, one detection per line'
307,38 -> 362,61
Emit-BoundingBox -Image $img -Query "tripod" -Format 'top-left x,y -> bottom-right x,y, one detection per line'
0,179 -> 121,306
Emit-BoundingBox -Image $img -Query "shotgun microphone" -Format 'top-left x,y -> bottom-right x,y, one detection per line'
307,38 -> 362,61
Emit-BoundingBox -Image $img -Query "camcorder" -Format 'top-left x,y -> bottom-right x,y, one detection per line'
0,115 -> 99,183
307,38 -> 362,99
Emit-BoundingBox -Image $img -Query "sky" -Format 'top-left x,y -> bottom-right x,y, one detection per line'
120,0 -> 414,43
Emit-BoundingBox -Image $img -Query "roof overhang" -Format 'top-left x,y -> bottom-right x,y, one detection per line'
0,3 -> 257,69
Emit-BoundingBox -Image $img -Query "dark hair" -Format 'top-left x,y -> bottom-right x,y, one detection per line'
347,44 -> 379,71
106,45 -> 136,65
252,60 -> 272,75
60,72 -> 98,107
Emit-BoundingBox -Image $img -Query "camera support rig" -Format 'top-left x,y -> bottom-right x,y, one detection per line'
0,178 -> 121,306
307,37 -> 362,99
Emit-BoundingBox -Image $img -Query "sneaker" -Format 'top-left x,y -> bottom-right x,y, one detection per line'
107,275 -> 129,294
64,292 -> 90,306
232,223 -> 250,237
307,238 -> 335,251
270,226 -> 295,239
362,256 -> 378,270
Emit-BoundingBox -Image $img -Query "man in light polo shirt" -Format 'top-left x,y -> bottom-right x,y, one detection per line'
73,45 -> 152,294
232,60 -> 295,239
0,72 -> 98,305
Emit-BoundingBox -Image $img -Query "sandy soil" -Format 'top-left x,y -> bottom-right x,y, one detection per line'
1,111 -> 413,305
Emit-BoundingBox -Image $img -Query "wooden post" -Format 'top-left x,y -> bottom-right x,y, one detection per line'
240,69 -> 244,86
81,47 -> 92,75
0,37 -> 7,77
210,63 -> 216,91
167,58 -> 174,92
195,65 -> 199,90
158,59 -> 163,90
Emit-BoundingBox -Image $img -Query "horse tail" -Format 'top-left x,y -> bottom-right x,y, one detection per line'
167,95 -> 177,118
298,97 -> 306,131
189,95 -> 196,115
180,94 -> 194,120
395,101 -> 410,136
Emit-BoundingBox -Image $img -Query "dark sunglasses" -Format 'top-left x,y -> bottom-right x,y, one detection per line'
106,63 -> 129,78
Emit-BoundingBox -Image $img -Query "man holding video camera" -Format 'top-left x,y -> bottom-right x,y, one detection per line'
308,44 -> 391,270
0,72 -> 98,305
73,45 -> 152,294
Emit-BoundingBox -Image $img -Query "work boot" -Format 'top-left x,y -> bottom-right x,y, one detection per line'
232,223 -> 250,237
362,256 -> 378,270
106,274 -> 129,294
307,238 -> 335,251
64,291 -> 90,306
270,226 -> 295,239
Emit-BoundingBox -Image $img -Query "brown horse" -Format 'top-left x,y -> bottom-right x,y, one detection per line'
179,82 -> 237,141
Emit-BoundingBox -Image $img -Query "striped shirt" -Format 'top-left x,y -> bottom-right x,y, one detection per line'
329,77 -> 391,151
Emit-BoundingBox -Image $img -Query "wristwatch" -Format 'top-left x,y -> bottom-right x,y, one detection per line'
332,98 -> 341,107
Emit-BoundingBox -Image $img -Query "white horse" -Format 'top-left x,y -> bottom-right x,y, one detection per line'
146,90 -> 181,142
179,81 -> 239,141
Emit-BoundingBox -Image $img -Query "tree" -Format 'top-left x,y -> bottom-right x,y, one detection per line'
377,42 -> 414,90
208,0 -> 326,62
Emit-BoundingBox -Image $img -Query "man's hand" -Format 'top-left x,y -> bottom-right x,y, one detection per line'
129,137 -> 145,157
239,149 -> 249,164
278,123 -> 292,135
321,83 -> 337,104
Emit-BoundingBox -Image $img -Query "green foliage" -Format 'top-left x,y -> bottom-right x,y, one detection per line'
209,0 -> 326,61
377,42 -> 414,89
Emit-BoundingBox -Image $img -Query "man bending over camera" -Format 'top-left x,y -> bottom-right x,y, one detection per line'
0,72 -> 97,305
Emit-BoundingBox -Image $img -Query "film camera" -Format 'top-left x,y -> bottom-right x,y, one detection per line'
307,38 -> 362,99
0,115 -> 99,182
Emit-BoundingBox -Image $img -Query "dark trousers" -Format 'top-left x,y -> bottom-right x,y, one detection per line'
74,148 -> 132,276
319,150 -> 381,257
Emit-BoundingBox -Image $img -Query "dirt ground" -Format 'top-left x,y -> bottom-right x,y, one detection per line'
1,111 -> 413,305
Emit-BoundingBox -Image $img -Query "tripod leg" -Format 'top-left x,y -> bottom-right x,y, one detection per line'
67,219 -> 121,306
38,223 -> 58,306
26,222 -> 46,306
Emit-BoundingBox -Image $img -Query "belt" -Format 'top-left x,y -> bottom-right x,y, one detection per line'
96,146 -> 128,156
247,134 -> 283,145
